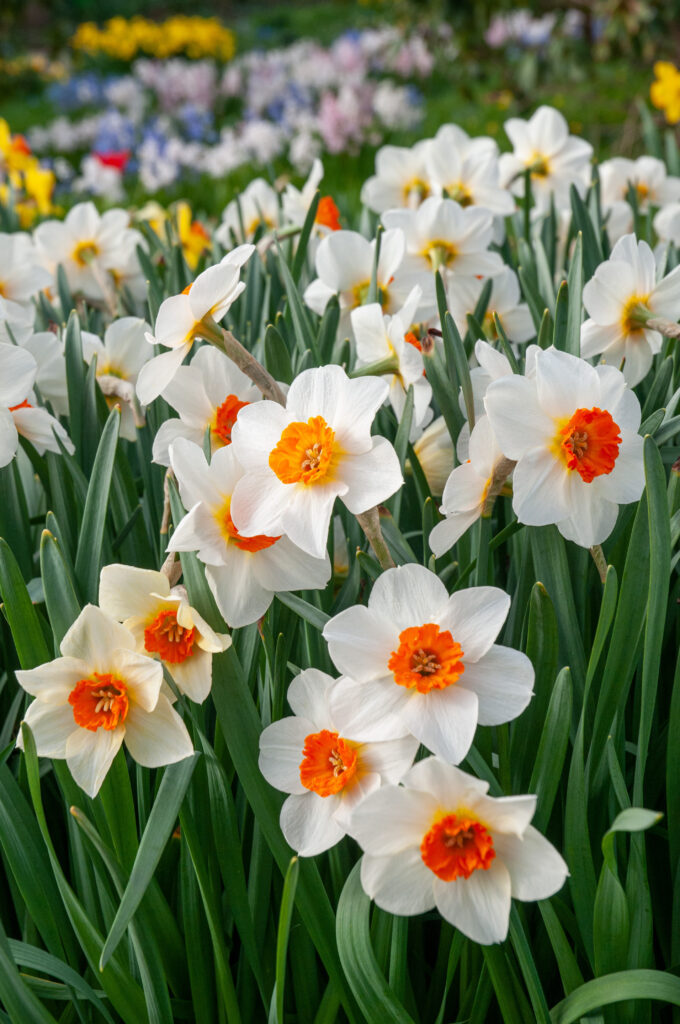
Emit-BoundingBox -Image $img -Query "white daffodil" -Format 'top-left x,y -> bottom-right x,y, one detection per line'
409,417 -> 455,496
258,669 -> 418,856
168,440 -> 331,628
0,232 -> 51,308
136,245 -> 254,406
654,201 -> 680,248
581,233 -> 680,386
361,140 -> 434,213
498,105 -> 593,212
229,365 -> 403,560
430,415 -> 507,556
303,228 -> 419,335
99,564 -> 230,703
351,756 -> 568,944
152,345 -> 262,466
382,198 -> 504,284
281,158 -> 342,248
33,201 -> 138,303
216,178 -> 280,246
15,604 -> 194,798
82,318 -> 152,441
426,124 -> 515,218
484,346 -> 644,547
20,331 -> 68,417
351,288 -> 432,439
0,344 -> 73,467
322,563 -> 533,765
0,295 -> 35,346
446,268 -> 535,345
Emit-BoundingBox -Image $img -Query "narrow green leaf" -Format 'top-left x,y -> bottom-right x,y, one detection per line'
264,324 -> 293,384
565,233 -> 583,356
40,529 -> 81,647
273,857 -> 300,1024
74,405 -> 120,604
550,970 -> 680,1023
100,754 -> 199,969
0,538 -> 51,668
63,310 -> 85,457
0,916 -> 59,1024
528,667 -> 572,831
552,280 -> 569,351
292,191 -> 321,283
336,863 -> 414,1024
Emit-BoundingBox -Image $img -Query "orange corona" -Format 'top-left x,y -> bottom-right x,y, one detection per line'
388,623 -> 465,694
68,672 -> 129,731
144,609 -> 196,663
299,729 -> 357,796
219,498 -> 280,552
316,196 -> 342,232
556,407 -> 621,483
421,813 -> 496,881
212,394 -> 249,445
269,416 -> 337,485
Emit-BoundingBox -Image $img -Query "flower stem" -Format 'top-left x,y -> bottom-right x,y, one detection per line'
356,507 -> 395,570
205,320 -> 286,406
589,543 -> 608,584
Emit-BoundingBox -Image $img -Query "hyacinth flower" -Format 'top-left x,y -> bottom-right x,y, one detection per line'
168,440 -> 331,627
322,563 -> 534,765
258,669 -> 418,856
350,757 -> 568,944
15,605 -> 193,797
136,244 -> 254,405
484,346 -> 644,548
229,364 -> 403,560
99,565 -> 231,703
581,233 -> 680,386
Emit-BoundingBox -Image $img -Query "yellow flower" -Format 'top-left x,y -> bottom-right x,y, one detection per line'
175,202 -> 211,270
651,61 -> 680,125
69,15 -> 236,62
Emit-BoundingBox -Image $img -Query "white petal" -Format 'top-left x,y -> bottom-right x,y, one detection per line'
493,825 -> 569,900
433,859 -> 512,944
337,438 -> 403,514
168,648 -> 214,704
136,345 -> 191,405
19,700 -> 76,757
360,850 -> 435,915
358,734 -> 420,784
403,756 -> 489,806
286,668 -> 334,724
253,537 -> 331,594
279,791 -> 345,856
328,676 -> 411,742
123,694 -> 193,768
512,448 -> 571,526
114,648 -> 164,712
205,559 -> 273,629
258,717 -> 313,795
323,605 -> 396,681
484,376 -> 553,459
402,686 -> 479,765
65,725 -> 125,798
535,348 -> 599,419
438,587 -> 510,664
458,646 -> 534,726
99,564 -> 168,621
60,605 -> 135,669
350,784 -> 439,853
368,563 -> 450,631
16,656 -> 90,704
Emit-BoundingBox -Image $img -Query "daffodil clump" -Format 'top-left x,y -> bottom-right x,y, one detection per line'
0,118 -> 58,227
0,96 -> 679,1024
70,15 -> 236,62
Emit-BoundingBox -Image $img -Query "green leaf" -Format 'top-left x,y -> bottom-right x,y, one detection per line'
0,916 -> 59,1024
565,233 -> 583,356
552,280 -> 569,351
100,754 -> 199,969
272,857 -> 300,1024
40,529 -> 81,648
0,538 -> 51,668
63,310 -> 85,458
74,405 -> 120,604
276,243 -> 320,363
9,940 -> 115,1022
264,324 -> 293,384
336,863 -> 414,1024
528,666 -> 572,831
549,970 -> 680,1023
292,190 -> 321,283
569,186 -> 603,279
276,592 -> 329,630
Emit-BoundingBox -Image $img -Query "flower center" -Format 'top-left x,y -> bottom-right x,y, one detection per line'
68,672 -> 129,731
352,279 -> 388,310
388,623 -> 465,694
299,729 -> 358,796
315,196 -> 342,231
212,394 -> 249,446
528,153 -> 551,178
621,292 -> 651,334
556,407 -> 621,483
72,240 -> 99,266
218,497 -> 280,552
423,240 -> 458,271
144,609 -> 196,664
402,178 -> 430,205
405,331 -> 422,352
9,399 -> 32,412
445,182 -> 473,207
269,415 -> 338,485
421,813 -> 496,881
